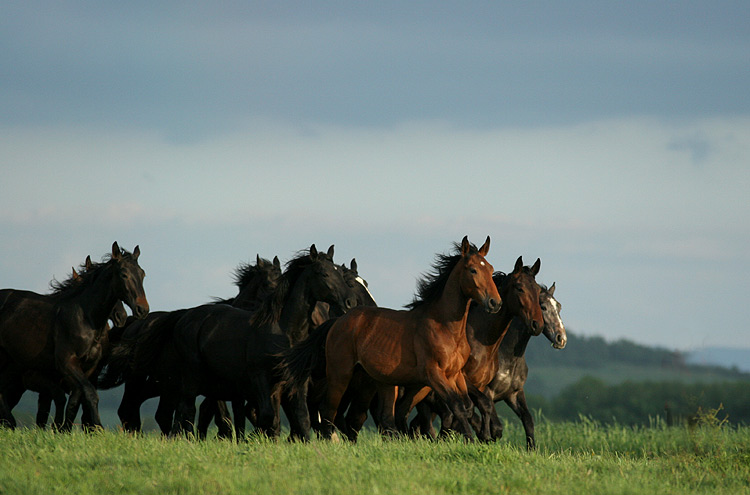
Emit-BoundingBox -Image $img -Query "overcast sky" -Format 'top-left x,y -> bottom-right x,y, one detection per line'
2,1 -> 749,352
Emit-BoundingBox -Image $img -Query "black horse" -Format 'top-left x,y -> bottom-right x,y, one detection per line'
31,261 -> 130,429
169,244 -> 356,440
99,255 -> 283,435
0,242 -> 148,430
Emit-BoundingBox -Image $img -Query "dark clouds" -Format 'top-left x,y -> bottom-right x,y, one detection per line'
3,1 -> 749,140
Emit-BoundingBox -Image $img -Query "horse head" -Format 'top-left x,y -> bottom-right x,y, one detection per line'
304,244 -> 357,315
458,236 -> 501,314
540,282 -> 567,349
499,256 -> 544,335
111,242 -> 149,319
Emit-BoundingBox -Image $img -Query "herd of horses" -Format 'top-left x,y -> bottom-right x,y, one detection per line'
0,236 -> 567,448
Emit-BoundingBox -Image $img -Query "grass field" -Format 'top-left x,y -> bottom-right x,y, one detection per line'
2,419 -> 749,495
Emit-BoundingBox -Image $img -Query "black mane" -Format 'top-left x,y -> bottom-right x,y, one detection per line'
48,247 -> 137,297
406,241 -> 477,310
232,257 -> 273,289
251,249 -> 324,326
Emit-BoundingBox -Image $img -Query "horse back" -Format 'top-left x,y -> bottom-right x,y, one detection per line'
327,306 -> 436,386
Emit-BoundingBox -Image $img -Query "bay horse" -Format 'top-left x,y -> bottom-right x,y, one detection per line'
169,244 -> 356,440
99,254 -> 283,435
0,242 -> 148,430
285,236 -> 501,441
408,257 -> 544,441
483,282 -> 566,449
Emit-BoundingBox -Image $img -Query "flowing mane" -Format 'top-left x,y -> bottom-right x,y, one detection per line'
405,241 -> 479,309
251,249 -> 326,326
232,257 -> 273,289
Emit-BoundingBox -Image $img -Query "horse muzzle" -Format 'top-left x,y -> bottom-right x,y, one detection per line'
484,296 -> 502,314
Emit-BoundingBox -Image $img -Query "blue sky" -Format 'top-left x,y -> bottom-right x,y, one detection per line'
2,1 -> 749,352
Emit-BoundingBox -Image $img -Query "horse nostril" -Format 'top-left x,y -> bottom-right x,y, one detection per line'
346,297 -> 356,309
556,334 -> 564,344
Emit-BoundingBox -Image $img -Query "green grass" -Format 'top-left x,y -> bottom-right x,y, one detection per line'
2,421 -> 749,495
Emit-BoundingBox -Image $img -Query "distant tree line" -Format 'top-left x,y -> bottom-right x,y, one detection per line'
514,378 -> 750,426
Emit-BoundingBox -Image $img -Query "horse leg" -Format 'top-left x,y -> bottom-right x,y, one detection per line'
394,385 -> 431,436
466,382 -> 497,442
341,377 -> 378,442
246,374 -> 275,438
281,384 -> 311,442
215,400 -> 233,439
319,364 -> 355,440
426,368 -> 474,441
373,384 -> 399,438
197,398 -> 217,440
410,395 -> 438,439
155,393 -> 179,435
506,390 -> 535,450
0,376 -> 23,429
59,355 -> 101,431
232,397 -> 246,441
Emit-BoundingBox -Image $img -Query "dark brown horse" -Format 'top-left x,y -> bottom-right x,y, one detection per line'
483,282 -> 567,449
0,242 -> 148,430
286,236 -> 501,441
409,257 -> 544,441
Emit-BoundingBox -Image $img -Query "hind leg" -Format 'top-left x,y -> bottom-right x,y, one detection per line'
320,364 -> 355,440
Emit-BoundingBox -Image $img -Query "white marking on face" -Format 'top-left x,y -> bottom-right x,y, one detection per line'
480,261 -> 485,266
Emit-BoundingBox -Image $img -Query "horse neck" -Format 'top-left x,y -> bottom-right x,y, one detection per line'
71,264 -> 120,330
430,265 -> 473,331
477,304 -> 515,353
232,282 -> 262,310
499,318 -> 533,359
277,274 -> 314,345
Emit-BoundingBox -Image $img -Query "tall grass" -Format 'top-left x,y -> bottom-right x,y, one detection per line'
2,420 -> 749,495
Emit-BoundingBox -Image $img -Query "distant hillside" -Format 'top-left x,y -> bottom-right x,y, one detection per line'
685,347 -> 750,373
524,332 -> 750,398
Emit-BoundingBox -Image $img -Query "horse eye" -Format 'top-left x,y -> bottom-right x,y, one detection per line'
469,268 -> 478,274
540,305 -> 547,311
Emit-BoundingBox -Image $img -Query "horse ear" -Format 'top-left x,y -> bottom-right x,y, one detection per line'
72,267 -> 80,280
85,255 -> 92,270
530,258 -> 541,276
273,256 -> 281,270
327,245 -> 335,258
514,256 -> 524,272
309,244 -> 318,259
350,258 -> 358,272
478,236 -> 491,256
549,282 -> 556,296
133,245 -> 140,260
256,254 -> 263,266
112,242 -> 121,259
460,236 -> 470,256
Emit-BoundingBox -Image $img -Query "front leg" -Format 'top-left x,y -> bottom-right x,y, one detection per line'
506,390 -> 536,450
466,381 -> 497,442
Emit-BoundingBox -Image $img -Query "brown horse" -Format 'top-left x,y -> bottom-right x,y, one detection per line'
316,236 -> 501,440
410,257 -> 544,441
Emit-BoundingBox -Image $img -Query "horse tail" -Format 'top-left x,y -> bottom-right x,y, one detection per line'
96,334 -> 138,389
97,309 -> 186,389
279,318 -> 336,394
